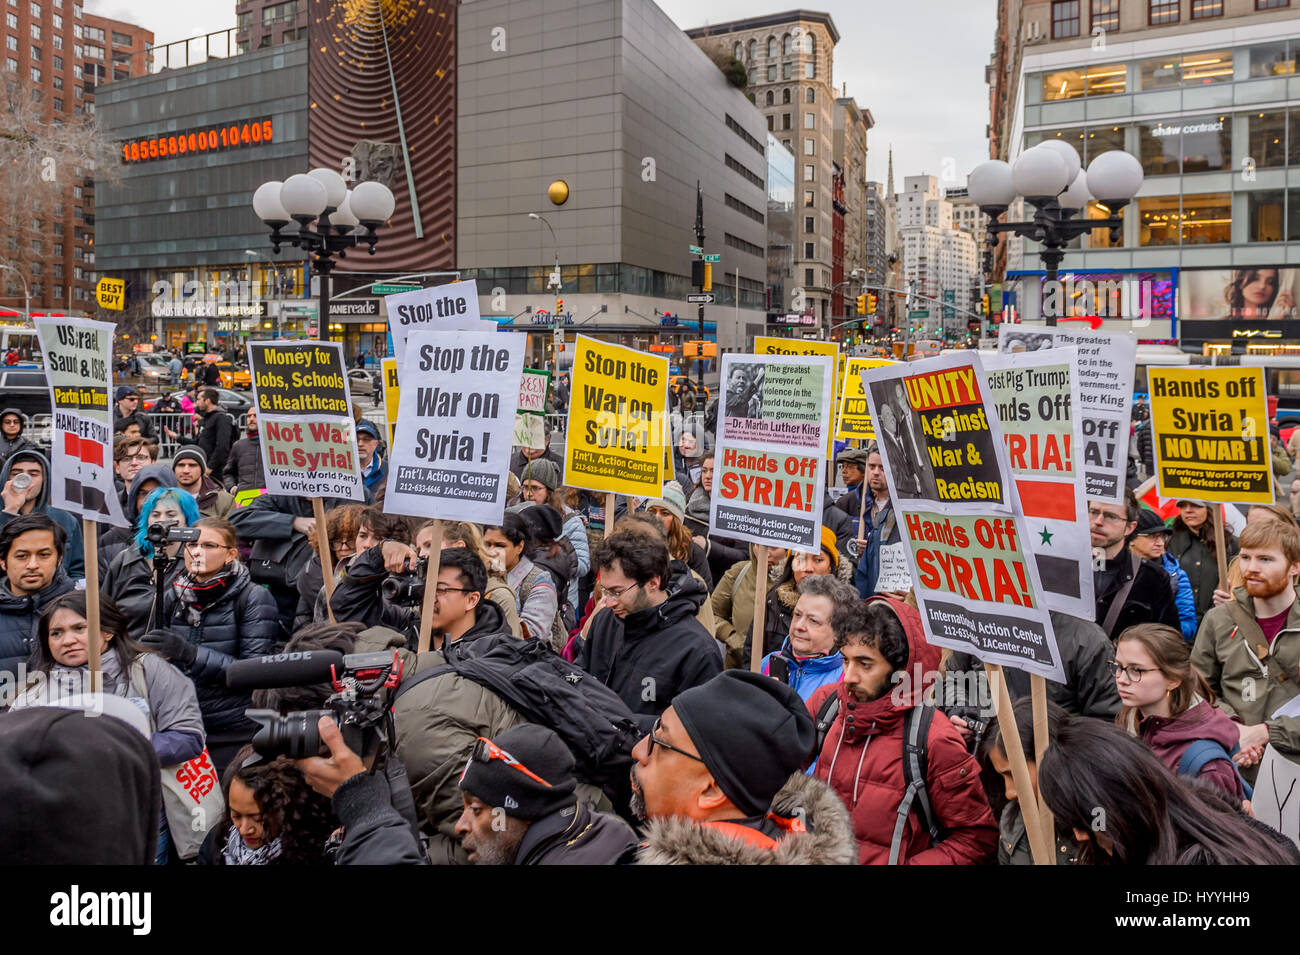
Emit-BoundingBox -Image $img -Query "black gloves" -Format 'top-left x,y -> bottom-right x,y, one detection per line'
140,629 -> 197,668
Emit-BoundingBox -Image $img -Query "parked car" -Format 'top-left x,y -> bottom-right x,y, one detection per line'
144,388 -> 252,417
215,362 -> 252,390
347,367 -> 374,396
0,368 -> 50,417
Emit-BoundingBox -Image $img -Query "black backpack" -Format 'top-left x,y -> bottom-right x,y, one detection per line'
814,695 -> 942,864
392,634 -> 643,787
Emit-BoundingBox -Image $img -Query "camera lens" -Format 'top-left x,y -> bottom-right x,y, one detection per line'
248,708 -> 331,759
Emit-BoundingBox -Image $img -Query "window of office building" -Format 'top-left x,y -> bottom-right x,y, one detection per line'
765,90 -> 773,105
783,33 -> 793,55
782,87 -> 791,104
1028,125 -> 1086,157
1248,190 -> 1285,241
1182,193 -> 1231,244
1042,62 -> 1126,100
805,87 -> 814,103
1191,0 -> 1223,16
1289,192 -> 1300,241
1052,1 -> 1080,37
1181,115 -> 1231,172
1084,123 -> 1126,162
747,39 -> 756,60
804,190 -> 815,207
1246,110 -> 1287,167
782,113 -> 791,130
804,112 -> 815,129
4,36 -> 14,51
767,115 -> 774,131
1249,40 -> 1296,76
1139,195 -> 1180,245
804,61 -> 814,79
805,216 -> 815,233
1138,119 -> 1183,175
1141,50 -> 1233,88
804,137 -> 814,155
767,36 -> 776,57
28,22 -> 37,38
783,61 -> 792,80
804,163 -> 814,181
767,64 -> 776,82
1082,201 -> 1121,248
804,242 -> 815,258
1148,0 -> 1179,23
1257,0 -> 1290,9
1091,0 -> 1119,31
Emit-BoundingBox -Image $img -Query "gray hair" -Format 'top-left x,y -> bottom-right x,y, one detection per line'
796,574 -> 860,639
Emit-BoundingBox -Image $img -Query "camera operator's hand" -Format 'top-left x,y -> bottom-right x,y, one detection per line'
292,516 -> 316,537
296,716 -> 366,798
380,540 -> 418,574
139,629 -> 197,668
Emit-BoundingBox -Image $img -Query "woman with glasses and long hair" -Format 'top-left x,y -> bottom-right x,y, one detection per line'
1113,623 -> 1249,800
1038,716 -> 1298,865
142,516 -> 280,775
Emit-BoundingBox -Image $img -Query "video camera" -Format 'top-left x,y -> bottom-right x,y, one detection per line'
380,556 -> 427,606
228,649 -> 404,761
146,521 -> 200,547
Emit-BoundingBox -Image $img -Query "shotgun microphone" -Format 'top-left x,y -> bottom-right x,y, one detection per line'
226,650 -> 344,692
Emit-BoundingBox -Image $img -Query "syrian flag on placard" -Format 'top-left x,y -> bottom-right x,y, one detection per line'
60,430 -> 113,518
1135,477 -> 1246,537
63,431 -> 104,468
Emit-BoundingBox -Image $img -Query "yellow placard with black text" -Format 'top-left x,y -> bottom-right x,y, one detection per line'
381,357 -> 400,447
1148,366 -> 1273,504
836,357 -> 898,440
562,336 -> 668,497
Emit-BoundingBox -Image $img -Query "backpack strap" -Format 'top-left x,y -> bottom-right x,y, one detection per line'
1100,551 -> 1141,638
390,663 -> 454,706
1177,738 -> 1253,799
888,703 -> 939,865
813,692 -> 839,757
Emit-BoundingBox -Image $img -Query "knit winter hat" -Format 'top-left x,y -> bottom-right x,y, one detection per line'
173,446 -> 208,471
458,724 -> 577,821
520,458 -> 560,491
819,525 -> 839,568
650,482 -> 687,523
672,670 -> 816,817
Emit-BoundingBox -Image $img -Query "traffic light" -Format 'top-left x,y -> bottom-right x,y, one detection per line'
868,293 -> 878,314
691,260 -> 712,290
980,294 -> 990,315
856,294 -> 867,315
555,298 -> 564,313
702,263 -> 712,291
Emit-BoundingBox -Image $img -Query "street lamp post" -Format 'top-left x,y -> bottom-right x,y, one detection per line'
252,170 -> 395,341
527,212 -> 563,373
967,143 -> 1143,326
0,262 -> 30,322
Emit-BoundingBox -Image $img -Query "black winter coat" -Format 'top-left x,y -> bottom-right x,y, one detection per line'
224,436 -> 265,491
0,569 -> 74,682
515,800 -> 638,864
102,547 -> 185,636
1168,523 -> 1238,623
1094,550 -> 1183,641
162,564 -> 281,733
195,407 -> 235,479
576,564 -> 722,727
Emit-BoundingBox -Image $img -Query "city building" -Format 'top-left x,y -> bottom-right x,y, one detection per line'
898,175 -> 980,338
985,0 -> 1300,349
82,12 -> 152,88
687,10 -> 842,327
236,0 -> 305,53
0,0 -> 105,320
833,94 -> 871,327
767,134 -> 797,323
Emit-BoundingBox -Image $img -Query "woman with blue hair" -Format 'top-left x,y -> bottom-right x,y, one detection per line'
103,486 -> 202,636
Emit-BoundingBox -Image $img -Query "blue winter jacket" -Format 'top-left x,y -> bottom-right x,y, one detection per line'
761,637 -> 844,703
1162,551 -> 1198,641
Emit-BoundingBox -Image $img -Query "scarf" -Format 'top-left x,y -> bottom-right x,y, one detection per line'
172,562 -> 242,628
221,829 -> 283,866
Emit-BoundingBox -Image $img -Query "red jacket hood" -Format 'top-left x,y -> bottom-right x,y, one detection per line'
830,595 -> 938,740
1137,698 -> 1239,758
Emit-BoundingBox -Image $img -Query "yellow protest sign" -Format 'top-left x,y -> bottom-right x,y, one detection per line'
381,357 -> 400,447
96,277 -> 125,311
563,335 -> 668,497
1149,366 -> 1273,504
836,357 -> 897,440
754,337 -> 839,457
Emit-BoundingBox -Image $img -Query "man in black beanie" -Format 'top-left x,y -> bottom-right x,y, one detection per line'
454,724 -> 638,865
631,670 -> 857,864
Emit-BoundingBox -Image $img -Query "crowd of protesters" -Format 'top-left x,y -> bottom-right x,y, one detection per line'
1,389 -> 1299,868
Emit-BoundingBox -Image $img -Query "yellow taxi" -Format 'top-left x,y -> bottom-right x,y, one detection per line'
215,362 -> 252,390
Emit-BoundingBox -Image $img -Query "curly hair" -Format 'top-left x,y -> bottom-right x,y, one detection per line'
217,745 -> 336,865
832,598 -> 909,670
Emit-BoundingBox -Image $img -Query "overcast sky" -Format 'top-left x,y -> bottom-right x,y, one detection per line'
88,0 -> 997,190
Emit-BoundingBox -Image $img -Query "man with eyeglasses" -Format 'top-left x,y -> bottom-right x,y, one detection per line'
112,385 -> 158,443
1089,490 -> 1180,641
577,525 -> 721,727
112,435 -> 158,512
632,669 -> 857,864
454,725 -> 637,865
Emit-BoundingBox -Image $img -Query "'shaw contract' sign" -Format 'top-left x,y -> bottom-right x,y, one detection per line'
247,340 -> 364,500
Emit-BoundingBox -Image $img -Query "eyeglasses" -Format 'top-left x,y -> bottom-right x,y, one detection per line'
1088,507 -> 1127,524
124,452 -> 153,464
434,584 -> 470,596
647,717 -> 704,762
1109,660 -> 1158,683
601,582 -> 642,600
464,737 -> 553,788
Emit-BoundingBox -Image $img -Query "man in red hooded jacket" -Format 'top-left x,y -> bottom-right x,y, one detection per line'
807,595 -> 997,865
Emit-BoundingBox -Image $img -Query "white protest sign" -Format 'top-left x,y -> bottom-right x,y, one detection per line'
384,329 -> 525,524
999,328 -> 1135,504
1253,746 -> 1300,849
513,413 -> 546,450
33,317 -> 128,527
876,541 -> 912,593
984,347 -> 1095,619
384,279 -> 495,366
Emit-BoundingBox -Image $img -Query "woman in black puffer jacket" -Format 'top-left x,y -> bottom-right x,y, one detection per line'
142,516 -> 281,776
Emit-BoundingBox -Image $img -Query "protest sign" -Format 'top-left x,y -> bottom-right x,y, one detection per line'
836,357 -> 896,441
384,279 -> 495,366
755,336 -> 839,457
999,328 -> 1135,504
381,357 -> 400,447
985,348 -> 1095,620
514,368 -> 550,451
1253,747 -> 1300,849
248,341 -> 363,501
862,352 -> 1063,683
384,330 -> 524,524
562,336 -> 668,498
710,353 -> 833,552
1148,366 -> 1273,505
875,541 -> 912,593
32,317 -> 127,527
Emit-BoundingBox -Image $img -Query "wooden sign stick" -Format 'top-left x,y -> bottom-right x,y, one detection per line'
83,519 -> 102,696
312,497 -> 337,625
417,520 -> 445,653
1211,503 -> 1230,592
987,663 -> 1053,865
605,492 -> 617,537
1030,674 -> 1056,861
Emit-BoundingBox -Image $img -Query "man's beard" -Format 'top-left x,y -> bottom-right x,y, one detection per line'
629,769 -> 647,823
1245,574 -> 1291,600
465,827 -> 524,866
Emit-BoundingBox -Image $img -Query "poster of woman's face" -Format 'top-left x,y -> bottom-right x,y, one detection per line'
1180,267 -> 1298,322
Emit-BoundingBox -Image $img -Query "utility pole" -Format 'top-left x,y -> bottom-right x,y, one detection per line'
694,181 -> 705,395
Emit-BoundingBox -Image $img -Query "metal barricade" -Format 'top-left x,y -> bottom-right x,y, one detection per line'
148,411 -> 199,460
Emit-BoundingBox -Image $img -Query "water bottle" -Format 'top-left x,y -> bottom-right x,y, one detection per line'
11,473 -> 31,493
